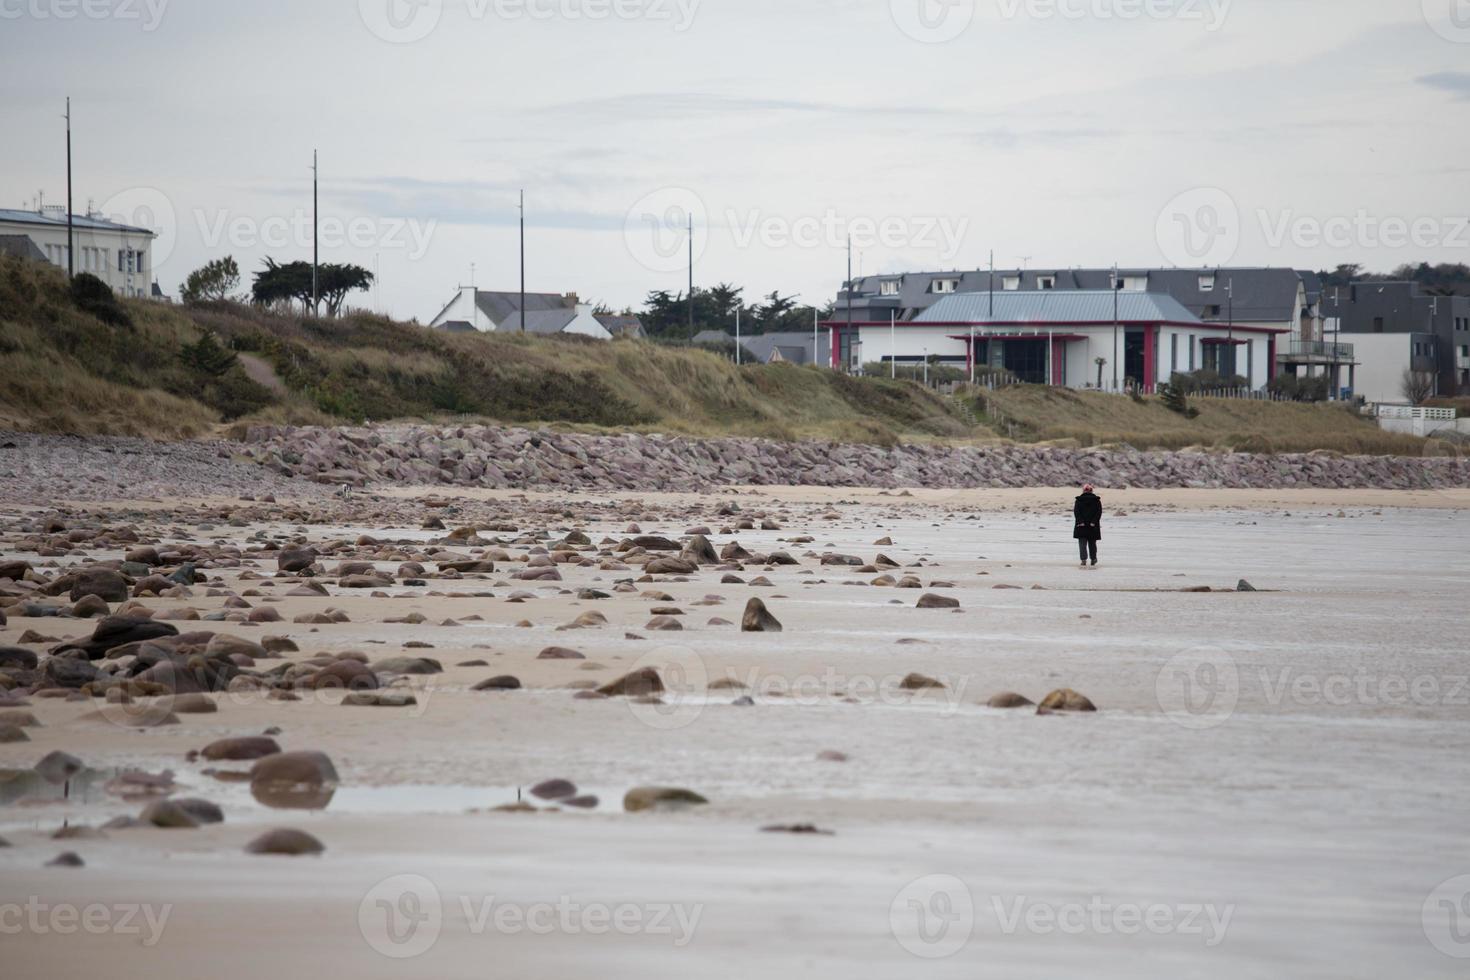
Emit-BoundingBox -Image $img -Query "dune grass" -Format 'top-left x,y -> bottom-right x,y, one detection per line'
972,385 -> 1426,455
0,253 -> 1433,456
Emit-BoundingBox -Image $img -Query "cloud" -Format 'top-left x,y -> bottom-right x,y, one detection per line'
1417,72 -> 1470,99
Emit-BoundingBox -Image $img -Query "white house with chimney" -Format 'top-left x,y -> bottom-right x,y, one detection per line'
428,287 -> 611,339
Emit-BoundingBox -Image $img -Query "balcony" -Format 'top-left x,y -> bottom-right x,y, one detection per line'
1282,340 -> 1356,363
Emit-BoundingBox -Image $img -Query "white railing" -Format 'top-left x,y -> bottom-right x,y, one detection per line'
1376,405 -> 1457,421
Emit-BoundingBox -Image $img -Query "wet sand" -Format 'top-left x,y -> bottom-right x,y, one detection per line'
2,486 -> 1468,978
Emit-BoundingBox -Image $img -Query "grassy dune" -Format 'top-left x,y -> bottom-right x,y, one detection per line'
0,253 -> 1431,455
973,385 -> 1426,456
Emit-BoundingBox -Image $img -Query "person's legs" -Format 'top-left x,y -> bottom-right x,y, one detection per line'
1088,540 -> 1098,565
1079,539 -> 1089,564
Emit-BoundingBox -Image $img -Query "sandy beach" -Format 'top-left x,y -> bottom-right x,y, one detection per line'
2,483 -> 1467,979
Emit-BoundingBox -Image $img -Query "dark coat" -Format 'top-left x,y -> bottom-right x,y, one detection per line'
1073,493 -> 1103,541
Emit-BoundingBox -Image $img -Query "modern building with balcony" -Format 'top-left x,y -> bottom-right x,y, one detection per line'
1324,281 -> 1470,397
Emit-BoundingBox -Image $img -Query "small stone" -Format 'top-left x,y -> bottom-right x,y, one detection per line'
246,828 -> 325,856
624,786 -> 709,813
987,692 -> 1035,709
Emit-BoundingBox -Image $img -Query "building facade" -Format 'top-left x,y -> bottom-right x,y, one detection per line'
427,287 -> 610,339
835,266 -> 1343,394
825,291 -> 1285,393
0,206 -> 157,298
1323,281 -> 1470,397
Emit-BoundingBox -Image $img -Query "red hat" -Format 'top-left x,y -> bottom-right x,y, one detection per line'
1082,484 -> 1096,493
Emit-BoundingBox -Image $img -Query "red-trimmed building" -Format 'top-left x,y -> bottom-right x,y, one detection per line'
823,290 -> 1287,392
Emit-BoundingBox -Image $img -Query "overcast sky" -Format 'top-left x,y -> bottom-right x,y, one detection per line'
3,0 -> 1468,320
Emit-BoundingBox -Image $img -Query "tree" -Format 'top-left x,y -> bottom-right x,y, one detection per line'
1401,369 -> 1436,405
1094,357 -> 1107,389
179,331 -> 238,376
251,258 -> 373,317
179,256 -> 241,304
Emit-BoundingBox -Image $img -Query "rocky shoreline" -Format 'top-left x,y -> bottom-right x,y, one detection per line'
2,426 -> 1465,500
236,424 -> 1468,492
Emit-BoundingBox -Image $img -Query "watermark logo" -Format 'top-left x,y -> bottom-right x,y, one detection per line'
624,645 -> 709,732
1423,0 -> 1470,44
358,874 -> 702,958
194,208 -> 437,261
0,898 -> 171,946
990,894 -> 1234,946
0,0 -> 170,30
1155,646 -> 1240,730
890,0 -> 975,43
993,0 -> 1231,30
1423,875 -> 1470,958
890,874 -> 974,958
98,185 -> 178,271
1156,187 -> 1240,267
624,187 -> 707,274
359,874 -> 444,959
726,209 -> 970,263
359,0 -> 443,43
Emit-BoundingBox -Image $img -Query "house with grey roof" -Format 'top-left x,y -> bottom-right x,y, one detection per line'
595,314 -> 645,340
427,287 -> 610,339
834,266 -> 1352,394
824,289 -> 1289,393
0,205 -> 157,298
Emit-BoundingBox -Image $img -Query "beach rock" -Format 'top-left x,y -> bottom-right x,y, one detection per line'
172,693 -> 218,714
0,725 -> 29,743
598,668 -> 665,697
71,594 -> 111,618
250,751 -> 339,789
681,534 -> 719,565
0,647 -> 38,671
916,594 -> 960,610
987,692 -> 1035,709
741,598 -> 783,633
624,786 -> 709,813
69,569 -> 129,603
1237,579 -> 1257,592
201,736 -> 282,761
537,647 -> 586,661
277,547 -> 318,573
306,660 -> 379,692
900,673 -> 946,691
246,828 -> 324,856
531,779 -> 577,801
140,799 -> 201,829
47,851 -> 85,868
1036,688 -> 1098,715
41,655 -> 101,689
35,750 -> 85,783
474,675 -> 522,691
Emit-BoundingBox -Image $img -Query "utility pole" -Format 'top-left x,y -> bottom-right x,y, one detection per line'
845,235 -> 853,373
64,97 -> 74,279
1112,263 -> 1119,391
735,307 -> 741,365
687,213 -> 695,334
526,189 -> 532,334
311,150 -> 319,317
891,310 -> 896,379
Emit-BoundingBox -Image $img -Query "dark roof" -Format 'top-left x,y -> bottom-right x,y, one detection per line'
0,234 -> 47,263
0,207 -> 155,236
691,329 -> 733,345
475,290 -> 574,327
738,331 -> 831,366
843,267 -> 1307,325
501,309 -> 579,334
437,320 -> 478,333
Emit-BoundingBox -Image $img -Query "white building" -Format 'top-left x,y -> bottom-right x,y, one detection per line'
1347,332 -> 1442,406
826,291 -> 1287,392
428,287 -> 611,339
0,206 -> 156,298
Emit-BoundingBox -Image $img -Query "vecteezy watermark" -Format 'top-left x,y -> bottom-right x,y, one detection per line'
1424,874 -> 1470,959
1423,0 -> 1470,44
995,0 -> 1231,30
0,898 -> 172,947
1156,187 -> 1241,267
358,0 -> 701,43
624,187 -> 708,275
358,874 -> 703,959
727,209 -> 971,263
988,894 -> 1235,947
1156,648 -> 1470,729
97,186 -> 179,270
890,0 -> 975,44
93,681 -> 435,732
890,875 -> 975,958
193,209 -> 437,262
1155,646 -> 1241,731
890,876 -> 1234,956
622,646 -> 974,732
1158,187 -> 1470,267
0,0 -> 169,30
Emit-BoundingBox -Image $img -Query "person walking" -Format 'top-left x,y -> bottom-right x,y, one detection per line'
1074,483 -> 1103,567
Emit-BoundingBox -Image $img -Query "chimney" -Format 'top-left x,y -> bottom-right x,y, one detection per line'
564,292 -> 579,307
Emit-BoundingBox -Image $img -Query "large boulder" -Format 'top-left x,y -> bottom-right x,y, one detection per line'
623,787 -> 709,813
246,828 -> 324,856
680,534 -> 719,566
276,547 -> 318,573
1036,688 -> 1098,715
0,647 -> 39,671
59,617 -> 180,661
41,655 -> 101,689
68,569 -> 129,603
251,751 -> 339,789
597,668 -> 665,698
741,598 -> 783,633
201,736 -> 282,761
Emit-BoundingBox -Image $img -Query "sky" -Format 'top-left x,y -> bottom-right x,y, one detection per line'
2,0 -> 1468,321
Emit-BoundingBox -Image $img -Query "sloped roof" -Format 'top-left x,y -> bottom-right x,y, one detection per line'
0,234 -> 47,262
914,290 -> 1202,325
501,309 -> 578,334
0,208 -> 155,236
475,290 -> 574,326
596,314 -> 644,338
